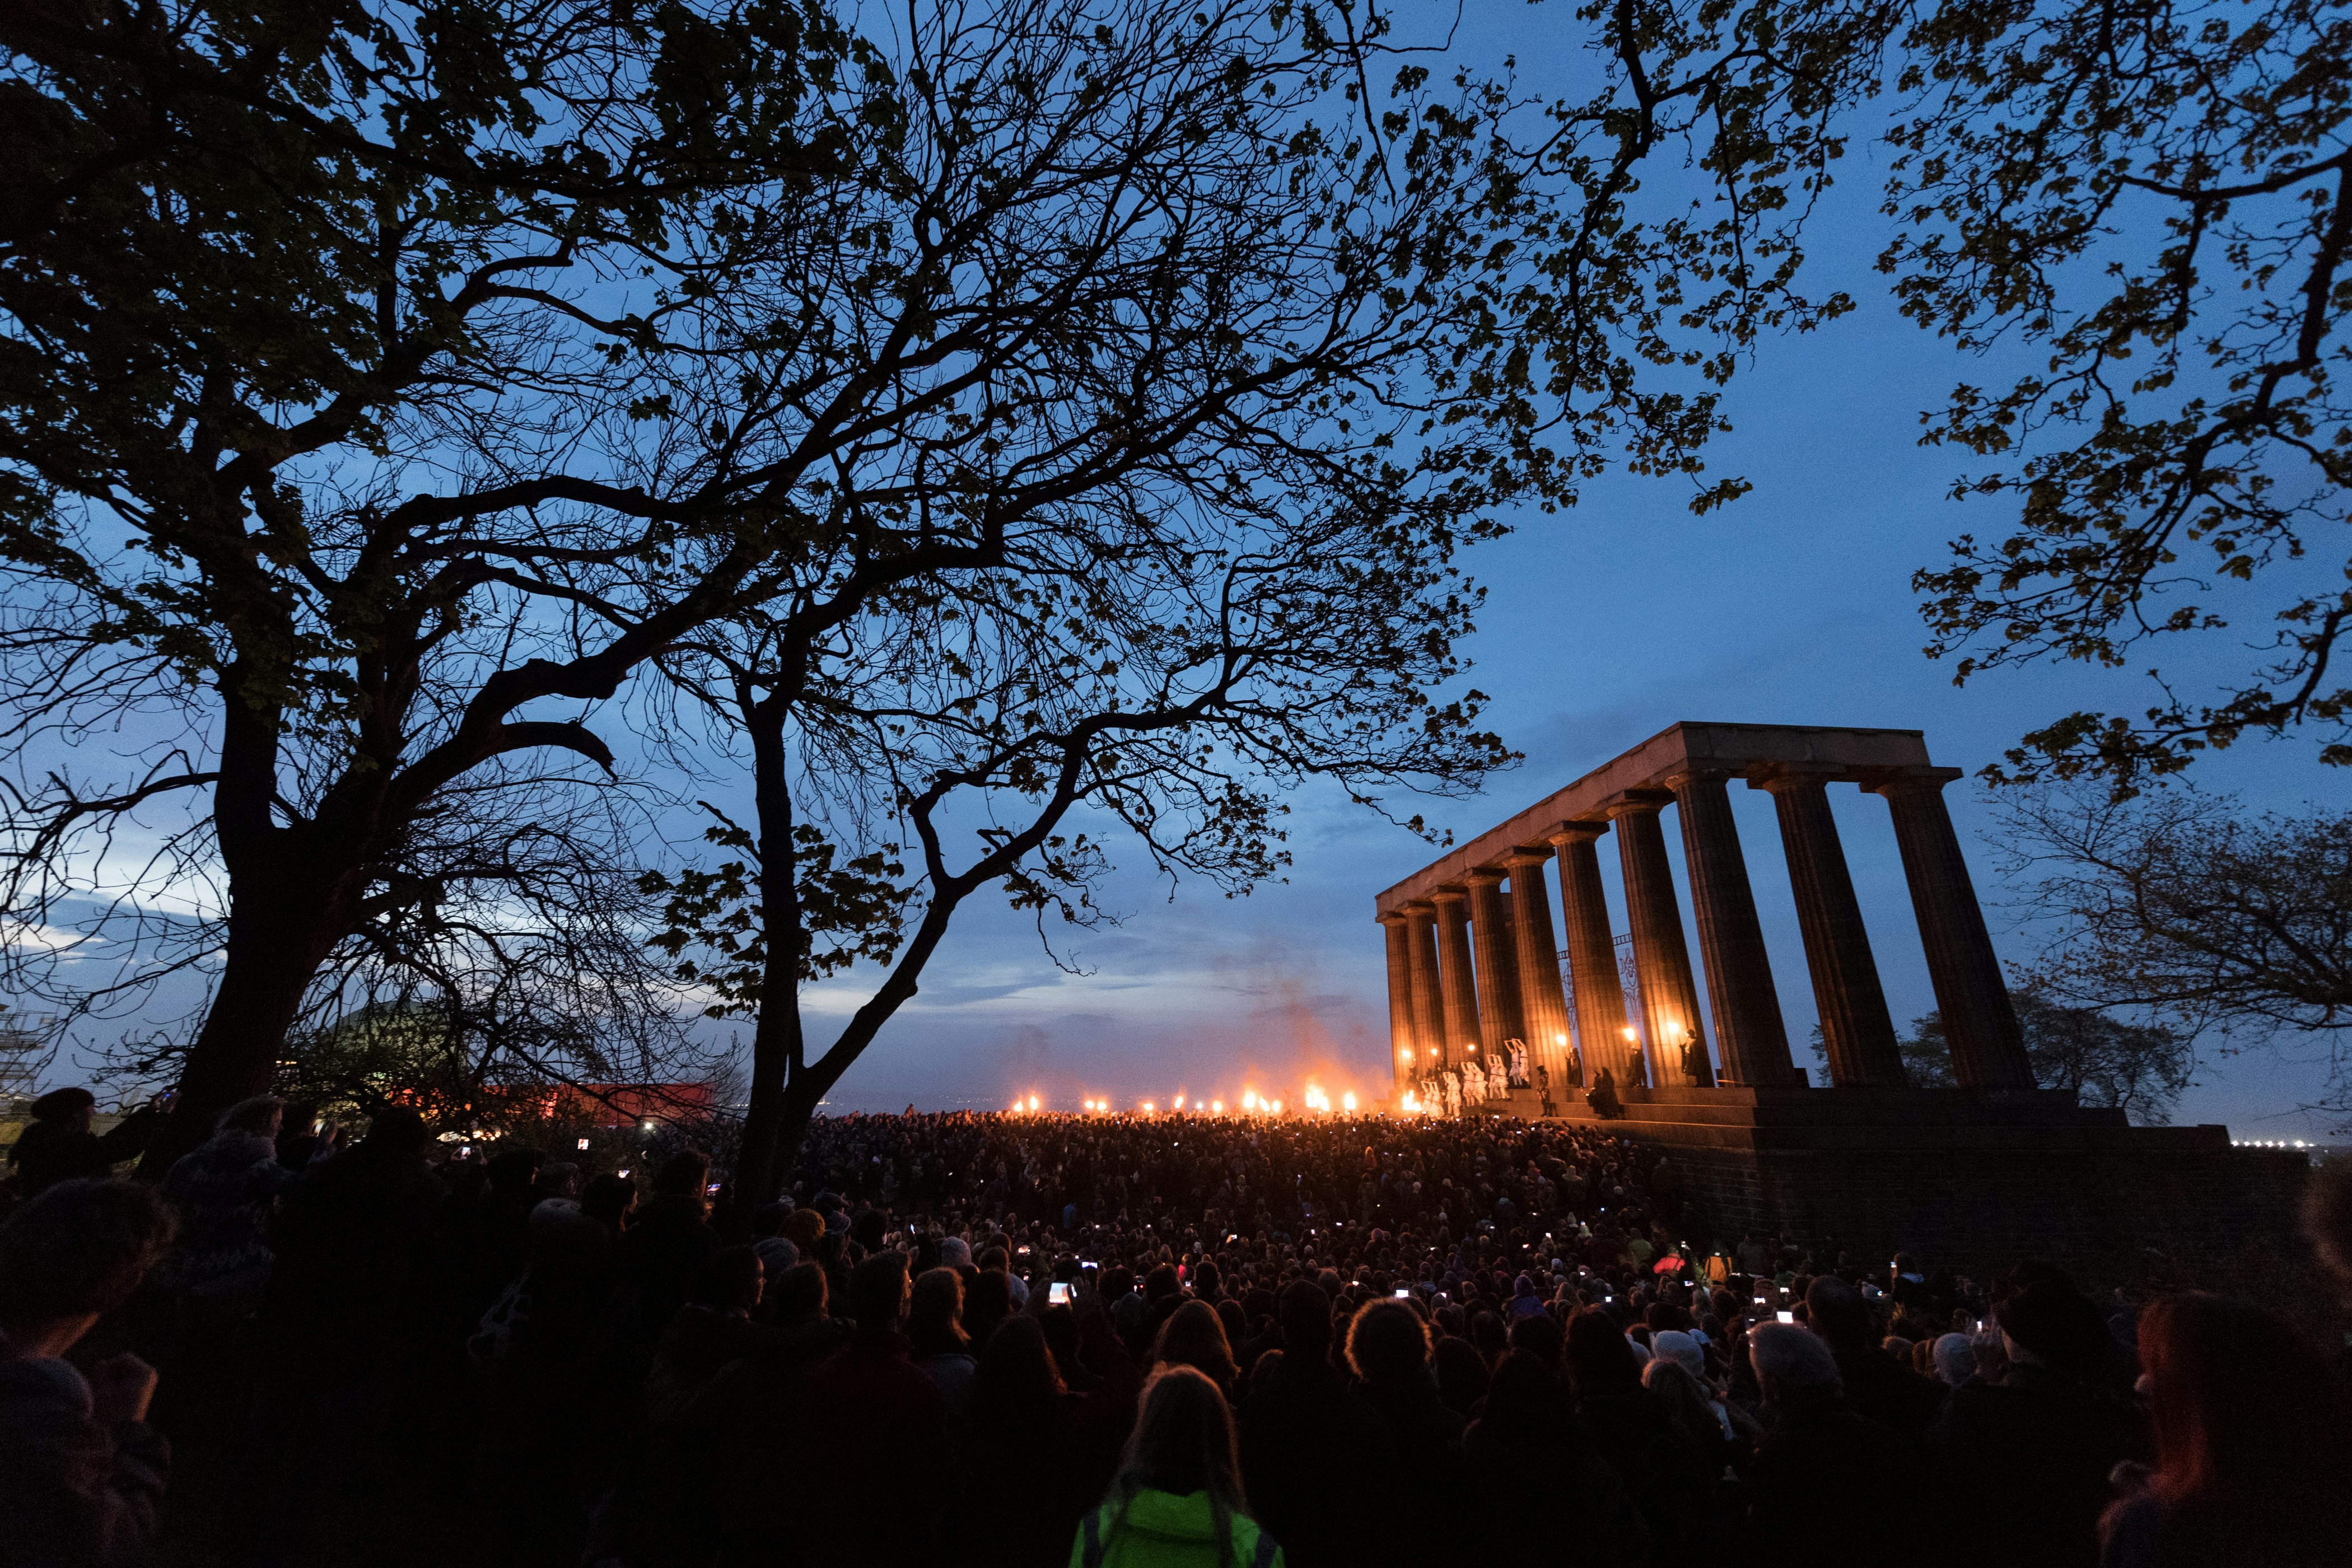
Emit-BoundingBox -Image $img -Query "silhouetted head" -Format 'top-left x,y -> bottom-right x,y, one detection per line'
849,1250 -> 910,1332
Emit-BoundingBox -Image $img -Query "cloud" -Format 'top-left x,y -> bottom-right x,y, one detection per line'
2,922 -> 102,955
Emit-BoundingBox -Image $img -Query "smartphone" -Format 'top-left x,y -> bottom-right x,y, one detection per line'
1048,1282 -> 1074,1305
1394,1287 -> 1411,1299
1776,1310 -> 1795,1324
1081,1261 -> 1099,1277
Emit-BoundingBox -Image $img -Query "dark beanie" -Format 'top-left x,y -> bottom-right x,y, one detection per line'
1996,1281 -> 2112,1376
29,1086 -> 95,1123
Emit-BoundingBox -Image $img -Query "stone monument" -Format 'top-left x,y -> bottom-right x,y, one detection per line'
1373,721 -> 2308,1282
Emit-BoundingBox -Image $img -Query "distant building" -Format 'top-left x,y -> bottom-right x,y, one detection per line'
0,1015 -> 52,1117
402,1080 -> 717,1129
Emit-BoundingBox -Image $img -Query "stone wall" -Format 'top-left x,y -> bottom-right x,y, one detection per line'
1527,1085 -> 2315,1295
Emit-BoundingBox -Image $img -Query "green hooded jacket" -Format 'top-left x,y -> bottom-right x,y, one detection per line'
1067,1488 -> 1282,1568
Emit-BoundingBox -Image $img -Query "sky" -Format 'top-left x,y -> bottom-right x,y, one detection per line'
16,3 -> 2342,1140
788,7 -> 2348,1136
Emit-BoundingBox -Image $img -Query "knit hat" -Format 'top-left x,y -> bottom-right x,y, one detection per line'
1996,1281 -> 2113,1376
28,1086 -> 95,1122
1651,1329 -> 1705,1381
1749,1321 -> 1841,1390
754,1235 -> 801,1277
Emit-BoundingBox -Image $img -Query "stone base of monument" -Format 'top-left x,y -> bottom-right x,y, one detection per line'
1496,1084 -> 2311,1287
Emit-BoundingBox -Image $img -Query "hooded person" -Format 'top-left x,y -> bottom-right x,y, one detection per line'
1929,1275 -> 2151,1566
1740,1322 -> 1920,1566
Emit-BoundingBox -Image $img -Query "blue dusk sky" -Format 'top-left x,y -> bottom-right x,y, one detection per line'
792,8 -> 2345,1134
21,6 -> 2340,1141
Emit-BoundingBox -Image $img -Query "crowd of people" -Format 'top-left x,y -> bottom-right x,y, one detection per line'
3,1089 -> 2350,1568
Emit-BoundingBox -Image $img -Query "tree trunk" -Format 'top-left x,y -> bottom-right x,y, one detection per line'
730,987 -> 806,1214
725,698 -> 804,1220
773,1068 -> 832,1177
138,858 -> 352,1176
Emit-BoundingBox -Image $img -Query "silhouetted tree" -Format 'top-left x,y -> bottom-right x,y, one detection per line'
631,0 -> 1869,1198
1994,783 -> 2350,1118
2,0 -> 871,1168
1886,0 -> 2352,787
1850,991 -> 2194,1122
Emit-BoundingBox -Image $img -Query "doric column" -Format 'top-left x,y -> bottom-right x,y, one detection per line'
1402,900 -> 1446,1079
1753,768 -> 1907,1087
1870,768 -> 2036,1089
1549,822 -> 1633,1088
1608,792 -> 1714,1086
1431,885 -> 1482,1070
1505,846 -> 1574,1091
1465,867 -> 1525,1059
1379,912 -> 1419,1098
1667,766 -> 1798,1087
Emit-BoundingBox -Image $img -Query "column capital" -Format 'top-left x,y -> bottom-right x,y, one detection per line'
1604,788 -> 1676,820
1401,898 -> 1438,919
1430,882 -> 1469,906
1502,844 -> 1554,868
1463,864 -> 1507,887
1546,819 -> 1611,847
1662,763 -> 1744,791
1376,909 -> 1410,926
1747,762 -> 1844,795
1858,764 -> 1966,797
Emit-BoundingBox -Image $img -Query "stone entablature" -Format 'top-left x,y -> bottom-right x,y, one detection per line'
1375,721 -> 1933,908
